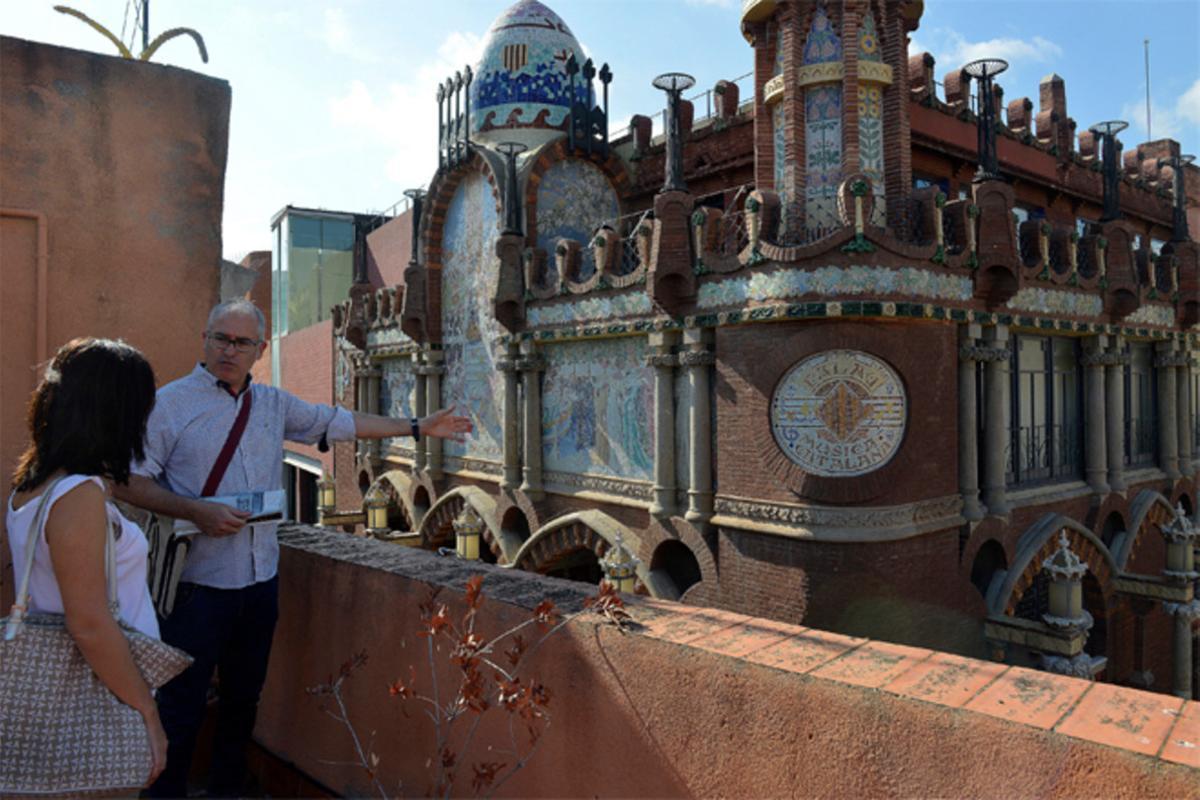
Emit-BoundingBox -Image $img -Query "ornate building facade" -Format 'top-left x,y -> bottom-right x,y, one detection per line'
324,0 -> 1200,700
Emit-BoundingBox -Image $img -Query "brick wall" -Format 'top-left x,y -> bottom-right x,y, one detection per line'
252,527 -> 1199,798
715,319 -> 958,506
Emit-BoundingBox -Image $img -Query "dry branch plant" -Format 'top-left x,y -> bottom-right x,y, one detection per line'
308,576 -> 631,798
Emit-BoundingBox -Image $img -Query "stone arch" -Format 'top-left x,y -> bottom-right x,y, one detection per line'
422,154 -> 503,273
511,510 -> 668,597
648,539 -> 703,601
1099,510 -> 1126,551
969,538 -> 1007,601
500,505 -> 533,548
1117,490 -> 1175,572
414,486 -> 522,563
523,139 -> 632,249
373,470 -> 422,533
992,513 -> 1117,618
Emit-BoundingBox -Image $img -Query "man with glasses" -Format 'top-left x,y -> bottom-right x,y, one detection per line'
115,299 -> 472,798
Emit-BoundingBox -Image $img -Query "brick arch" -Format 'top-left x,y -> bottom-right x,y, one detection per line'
510,510 -> 670,598
1116,490 -> 1176,573
523,138 -> 632,248
992,513 -> 1118,618
413,485 -> 516,561
367,470 -> 417,532
423,154 -> 503,269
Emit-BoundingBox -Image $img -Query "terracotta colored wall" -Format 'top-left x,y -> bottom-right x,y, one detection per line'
0,36 -> 230,606
366,209 -> 412,289
256,527 -> 1198,798
255,319 -> 338,475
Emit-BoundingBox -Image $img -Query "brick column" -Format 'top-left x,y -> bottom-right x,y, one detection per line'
1157,341 -> 1181,480
1081,336 -> 1110,496
957,324 -> 984,521
646,332 -> 679,519
682,328 -> 715,526
1106,338 -> 1128,492
981,325 -> 1011,517
518,343 -> 546,501
840,4 -> 861,175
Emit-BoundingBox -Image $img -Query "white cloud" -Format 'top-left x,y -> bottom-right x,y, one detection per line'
324,8 -> 351,53
1120,91 -> 1194,145
936,31 -> 1063,70
327,30 -> 485,199
1179,78 -> 1200,127
684,0 -> 736,7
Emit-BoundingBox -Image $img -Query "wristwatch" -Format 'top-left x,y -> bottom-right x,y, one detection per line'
411,417 -> 420,441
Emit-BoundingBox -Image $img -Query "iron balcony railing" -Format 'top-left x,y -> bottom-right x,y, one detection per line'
1005,423 -> 1083,486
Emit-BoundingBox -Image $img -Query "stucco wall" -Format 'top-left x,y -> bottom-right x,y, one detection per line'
257,526 -> 1198,798
0,36 -> 231,606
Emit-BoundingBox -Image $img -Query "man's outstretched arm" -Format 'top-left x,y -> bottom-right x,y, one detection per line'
112,476 -> 250,537
351,405 -> 473,443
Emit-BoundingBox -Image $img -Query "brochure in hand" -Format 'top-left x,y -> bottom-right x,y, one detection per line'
173,489 -> 288,537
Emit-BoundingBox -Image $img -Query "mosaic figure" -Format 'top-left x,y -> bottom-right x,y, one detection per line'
441,172 -> 504,462
542,338 -> 654,480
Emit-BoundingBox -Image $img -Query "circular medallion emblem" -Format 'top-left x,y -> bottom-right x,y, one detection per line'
770,350 -> 907,478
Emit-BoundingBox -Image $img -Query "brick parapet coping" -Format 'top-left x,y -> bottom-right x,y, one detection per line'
277,524 -> 1198,774
628,598 -> 1198,769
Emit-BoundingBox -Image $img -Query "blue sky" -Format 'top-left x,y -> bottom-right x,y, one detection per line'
4,1 -> 1197,260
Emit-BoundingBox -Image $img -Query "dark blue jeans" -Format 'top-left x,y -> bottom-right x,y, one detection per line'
148,577 -> 279,799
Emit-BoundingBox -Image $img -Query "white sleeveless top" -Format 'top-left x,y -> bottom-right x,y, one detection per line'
6,475 -> 159,638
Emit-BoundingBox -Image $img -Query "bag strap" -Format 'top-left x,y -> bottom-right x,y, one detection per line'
200,389 -> 253,498
5,476 -> 67,639
4,478 -> 124,642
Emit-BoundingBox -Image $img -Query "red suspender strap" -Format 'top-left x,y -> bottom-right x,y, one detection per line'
200,390 -> 253,498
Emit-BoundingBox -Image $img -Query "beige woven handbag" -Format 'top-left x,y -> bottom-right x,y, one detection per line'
0,478 -> 193,795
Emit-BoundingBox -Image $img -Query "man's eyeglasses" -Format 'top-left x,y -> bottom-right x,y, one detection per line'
206,332 -> 261,354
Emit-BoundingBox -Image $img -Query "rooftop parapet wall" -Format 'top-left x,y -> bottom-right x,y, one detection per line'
909,50 -> 1188,227
255,524 -> 1199,798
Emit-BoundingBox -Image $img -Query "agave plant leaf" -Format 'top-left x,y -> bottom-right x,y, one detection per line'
53,5 -> 134,59
140,28 -> 209,64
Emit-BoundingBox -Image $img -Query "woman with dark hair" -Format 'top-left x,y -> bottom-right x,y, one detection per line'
6,338 -> 167,783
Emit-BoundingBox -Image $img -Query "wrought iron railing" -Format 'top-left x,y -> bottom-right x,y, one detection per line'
1125,416 -> 1158,467
1005,423 -> 1083,485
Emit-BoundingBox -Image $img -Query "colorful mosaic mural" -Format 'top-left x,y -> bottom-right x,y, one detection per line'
535,158 -> 620,280
802,4 -> 842,64
771,349 -> 907,477
773,103 -> 786,227
525,290 -> 653,327
1004,287 -> 1104,317
858,10 -> 886,221
379,358 -> 418,425
366,328 -> 415,348
1125,303 -> 1177,327
441,171 -> 505,463
470,0 -> 587,148
541,337 -> 654,481
803,5 -> 843,238
697,265 -> 975,308
336,346 -> 354,404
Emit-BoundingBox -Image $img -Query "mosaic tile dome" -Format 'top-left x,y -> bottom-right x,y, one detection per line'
470,0 -> 586,149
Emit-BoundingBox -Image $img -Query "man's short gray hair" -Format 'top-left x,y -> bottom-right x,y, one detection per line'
207,300 -> 266,340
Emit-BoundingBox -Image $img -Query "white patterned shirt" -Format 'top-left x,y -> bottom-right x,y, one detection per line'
133,364 -> 356,589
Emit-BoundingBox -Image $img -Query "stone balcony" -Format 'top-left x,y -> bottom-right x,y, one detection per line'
249,524 -> 1198,797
